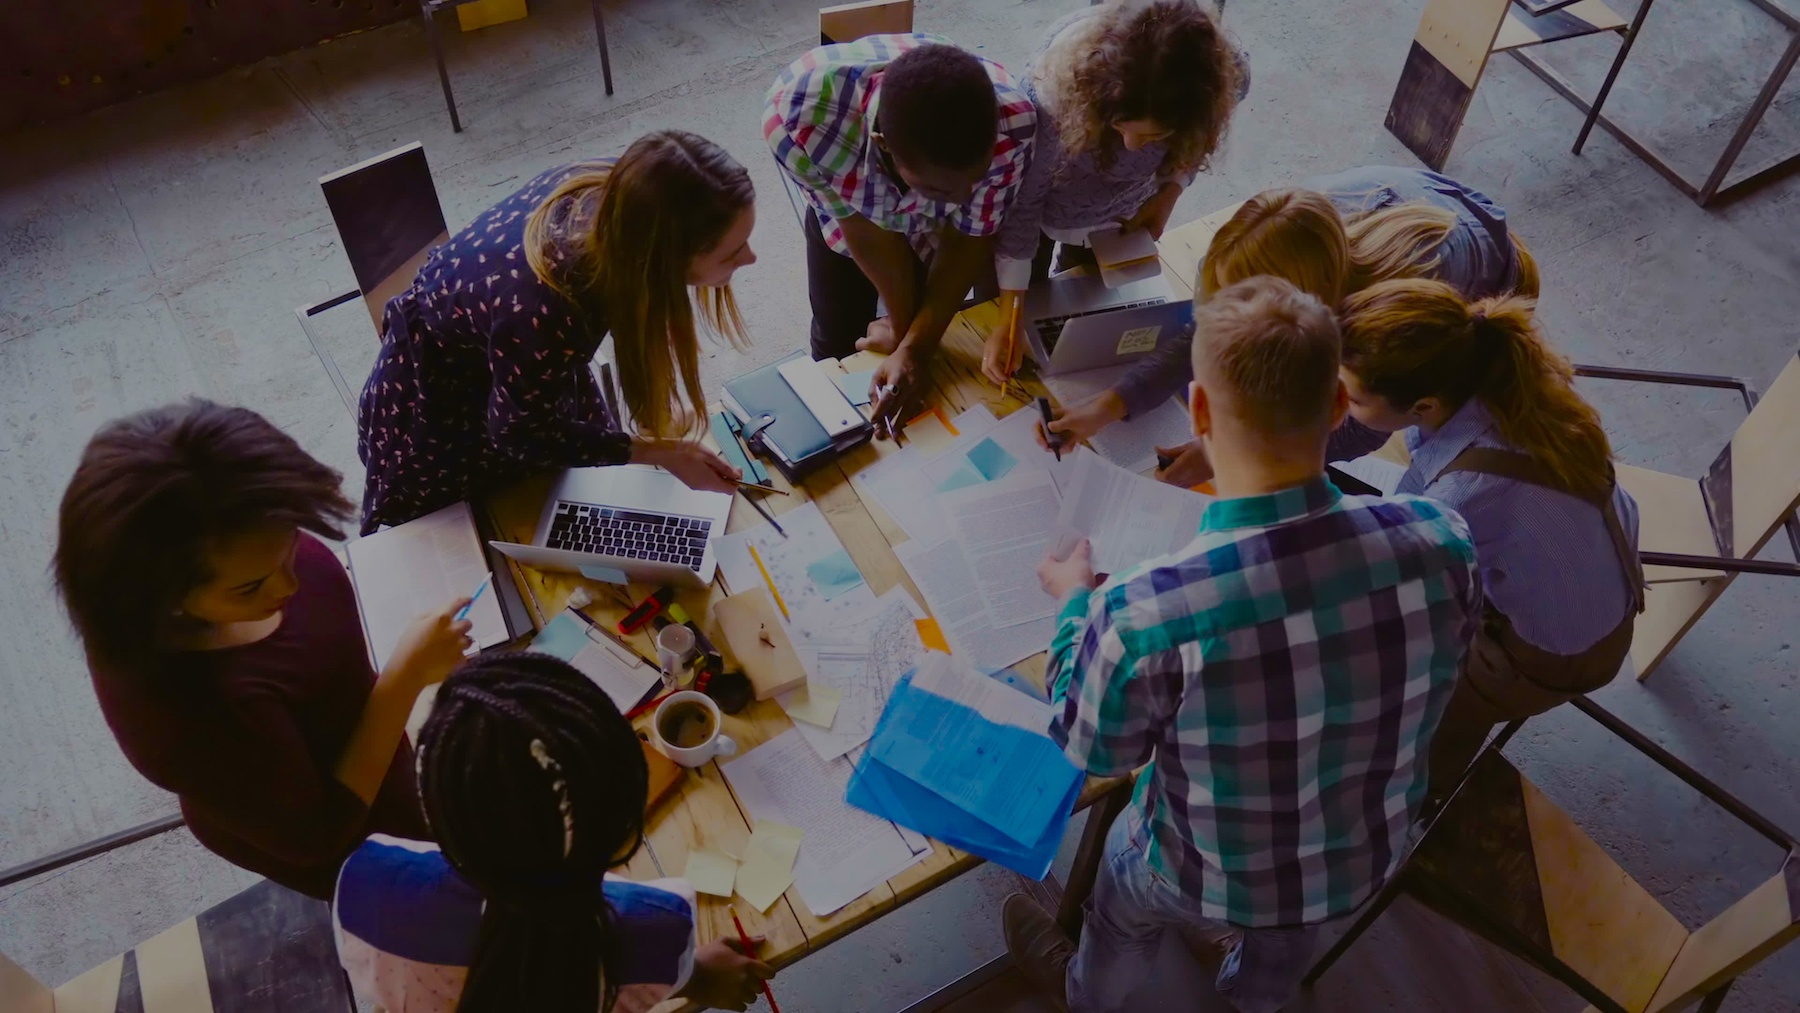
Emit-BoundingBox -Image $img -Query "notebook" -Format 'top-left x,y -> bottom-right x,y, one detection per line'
346,502 -> 515,668
723,350 -> 872,481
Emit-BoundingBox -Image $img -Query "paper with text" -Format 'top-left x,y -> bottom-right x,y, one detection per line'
722,730 -> 929,916
348,502 -> 508,668
893,538 -> 1053,672
1054,452 -> 1210,576
941,468 -> 1064,630
1334,454 -> 1407,495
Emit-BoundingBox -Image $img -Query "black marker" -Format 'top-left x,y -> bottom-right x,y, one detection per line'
1036,397 -> 1063,461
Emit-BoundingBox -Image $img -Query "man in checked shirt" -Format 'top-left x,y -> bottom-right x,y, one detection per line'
1008,276 -> 1483,1012
763,34 -> 1035,435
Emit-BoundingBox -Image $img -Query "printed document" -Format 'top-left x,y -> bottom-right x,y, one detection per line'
893,539 -> 1053,672
1054,452 -> 1210,576
940,469 -> 1064,629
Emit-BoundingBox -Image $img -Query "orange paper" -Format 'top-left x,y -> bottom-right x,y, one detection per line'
915,618 -> 950,654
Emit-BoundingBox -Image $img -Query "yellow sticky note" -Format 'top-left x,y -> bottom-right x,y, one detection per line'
915,617 -> 950,654
684,849 -> 739,898
781,684 -> 842,728
735,821 -> 803,913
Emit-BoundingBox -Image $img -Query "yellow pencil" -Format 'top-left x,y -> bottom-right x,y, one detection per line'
999,293 -> 1022,393
747,543 -> 790,621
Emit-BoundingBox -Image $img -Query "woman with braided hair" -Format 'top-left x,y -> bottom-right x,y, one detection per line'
333,652 -> 773,1011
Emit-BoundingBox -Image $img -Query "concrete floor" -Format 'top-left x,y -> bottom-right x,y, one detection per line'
2,0 -> 1797,1008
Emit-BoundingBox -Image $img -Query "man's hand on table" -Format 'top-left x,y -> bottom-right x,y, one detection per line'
866,341 -> 930,440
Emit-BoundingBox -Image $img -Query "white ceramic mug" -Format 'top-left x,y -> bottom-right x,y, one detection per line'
650,690 -> 737,768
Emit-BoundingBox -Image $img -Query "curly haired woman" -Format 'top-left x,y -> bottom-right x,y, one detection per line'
983,0 -> 1247,381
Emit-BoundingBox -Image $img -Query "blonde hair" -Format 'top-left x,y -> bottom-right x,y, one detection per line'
1200,187 -> 1468,303
1035,0 -> 1240,178
1190,275 -> 1342,435
1340,278 -> 1612,500
524,132 -> 752,437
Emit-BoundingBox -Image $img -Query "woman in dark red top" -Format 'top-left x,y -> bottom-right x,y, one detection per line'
55,400 -> 474,899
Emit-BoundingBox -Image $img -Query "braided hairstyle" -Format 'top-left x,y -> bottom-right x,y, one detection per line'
417,652 -> 650,1012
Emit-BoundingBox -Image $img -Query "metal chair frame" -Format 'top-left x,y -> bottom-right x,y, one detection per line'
420,0 -> 615,132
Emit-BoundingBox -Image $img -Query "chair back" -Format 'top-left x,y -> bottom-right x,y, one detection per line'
819,0 -> 914,44
319,142 -> 450,332
1702,349 -> 1800,560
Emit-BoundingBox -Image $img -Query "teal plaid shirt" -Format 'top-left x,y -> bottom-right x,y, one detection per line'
1047,476 -> 1481,927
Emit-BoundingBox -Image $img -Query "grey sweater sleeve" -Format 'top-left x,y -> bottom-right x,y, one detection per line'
1113,327 -> 1194,418
995,108 -> 1061,290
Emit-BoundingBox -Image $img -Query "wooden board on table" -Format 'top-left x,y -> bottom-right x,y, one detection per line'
1157,200 -> 1245,299
1386,0 -> 1513,170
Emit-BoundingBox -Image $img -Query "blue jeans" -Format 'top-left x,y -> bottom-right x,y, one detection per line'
1066,806 -> 1323,1013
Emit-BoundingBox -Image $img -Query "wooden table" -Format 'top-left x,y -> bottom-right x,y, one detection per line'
479,215 -> 1239,1006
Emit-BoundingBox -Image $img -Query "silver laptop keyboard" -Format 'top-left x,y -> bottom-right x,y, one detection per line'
1036,298 -> 1166,355
546,502 -> 711,572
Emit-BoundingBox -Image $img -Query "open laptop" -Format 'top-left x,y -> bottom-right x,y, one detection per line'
490,465 -> 733,588
1022,272 -> 1194,376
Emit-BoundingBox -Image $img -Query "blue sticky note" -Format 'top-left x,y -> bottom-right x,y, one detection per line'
834,369 -> 877,407
579,563 -> 631,585
530,612 -> 591,662
966,438 -> 1018,482
805,549 -> 866,601
934,462 -> 985,494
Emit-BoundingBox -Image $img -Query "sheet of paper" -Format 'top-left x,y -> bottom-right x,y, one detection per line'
857,405 -> 1005,541
780,684 -> 843,728
684,849 -> 739,898
1054,452 -> 1210,576
834,368 -> 877,407
869,654 -> 1080,848
348,502 -> 508,668
894,537 -> 1055,672
735,820 -> 803,913
941,468 -> 1064,629
1334,453 -> 1407,495
1043,366 -> 1195,474
722,730 -> 930,917
786,589 -> 926,760
806,549 -> 867,601
715,501 -> 878,641
569,637 -> 660,713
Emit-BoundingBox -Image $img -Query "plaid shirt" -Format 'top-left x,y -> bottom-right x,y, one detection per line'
1047,477 -> 1481,927
762,33 -> 1036,259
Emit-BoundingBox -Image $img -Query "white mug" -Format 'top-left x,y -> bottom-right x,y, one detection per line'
651,690 -> 737,768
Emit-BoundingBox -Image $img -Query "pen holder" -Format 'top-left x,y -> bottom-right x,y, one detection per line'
655,624 -> 696,689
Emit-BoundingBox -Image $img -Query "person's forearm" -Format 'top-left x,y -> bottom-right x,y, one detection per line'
1113,331 -> 1195,418
839,216 -> 920,337
334,668 -> 424,804
907,231 -> 995,353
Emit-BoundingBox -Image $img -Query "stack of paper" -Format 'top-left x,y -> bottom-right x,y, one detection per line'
346,502 -> 511,668
847,654 -> 1084,879
1053,452 -> 1211,576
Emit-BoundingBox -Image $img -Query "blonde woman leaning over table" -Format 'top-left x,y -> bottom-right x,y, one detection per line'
1038,165 -> 1541,486
1339,279 -> 1642,796
981,0 -> 1247,383
357,130 -> 759,535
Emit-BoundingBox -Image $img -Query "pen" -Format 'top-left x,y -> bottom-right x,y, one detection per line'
743,491 -> 788,536
1036,397 -> 1063,462
454,574 -> 493,621
735,480 -> 790,496
729,905 -> 780,1013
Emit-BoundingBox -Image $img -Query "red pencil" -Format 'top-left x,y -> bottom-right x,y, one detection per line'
728,905 -> 780,1013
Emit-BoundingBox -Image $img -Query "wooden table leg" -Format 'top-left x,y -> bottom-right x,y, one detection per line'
1057,782 -> 1132,939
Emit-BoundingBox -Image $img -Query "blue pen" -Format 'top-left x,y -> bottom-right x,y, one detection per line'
454,574 -> 494,621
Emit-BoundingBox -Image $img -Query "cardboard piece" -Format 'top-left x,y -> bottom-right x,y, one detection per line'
712,590 -> 807,700
641,736 -> 684,814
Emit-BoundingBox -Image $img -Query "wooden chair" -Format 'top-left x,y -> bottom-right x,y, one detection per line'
294,142 -> 450,420
420,0 -> 614,132
0,823 -> 352,1013
1305,697 -> 1800,1013
1572,351 -> 1800,679
1387,0 -> 1800,206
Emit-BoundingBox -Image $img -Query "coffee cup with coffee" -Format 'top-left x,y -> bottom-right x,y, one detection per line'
651,690 -> 737,768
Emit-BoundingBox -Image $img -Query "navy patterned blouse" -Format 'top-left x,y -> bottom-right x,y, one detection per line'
356,163 -> 632,534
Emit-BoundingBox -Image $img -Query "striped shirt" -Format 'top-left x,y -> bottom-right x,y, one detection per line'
334,835 -> 697,1012
1401,399 -> 1640,654
762,33 -> 1036,259
1047,477 -> 1481,927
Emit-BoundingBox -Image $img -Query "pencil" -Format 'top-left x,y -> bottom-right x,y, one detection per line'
736,480 -> 790,496
729,905 -> 780,1013
747,543 -> 790,621
999,293 -> 1022,393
